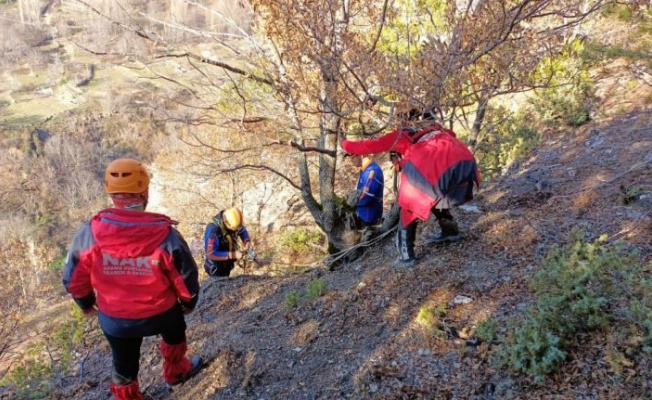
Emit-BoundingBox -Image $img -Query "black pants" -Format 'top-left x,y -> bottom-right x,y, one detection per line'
104,314 -> 186,384
432,208 -> 453,225
205,259 -> 235,277
396,208 -> 455,260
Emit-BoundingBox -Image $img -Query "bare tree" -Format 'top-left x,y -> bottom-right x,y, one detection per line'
69,0 -> 609,251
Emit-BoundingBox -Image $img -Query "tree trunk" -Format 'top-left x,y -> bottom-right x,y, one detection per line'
469,89 -> 490,153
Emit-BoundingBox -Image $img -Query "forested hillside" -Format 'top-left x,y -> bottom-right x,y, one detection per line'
0,0 -> 651,399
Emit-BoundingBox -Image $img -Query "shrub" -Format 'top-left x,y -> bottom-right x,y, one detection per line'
474,108 -> 540,181
0,306 -> 91,398
415,304 -> 448,337
278,228 -> 322,254
497,314 -> 566,383
475,318 -> 499,343
0,345 -> 54,399
529,38 -> 595,127
601,3 -> 633,21
495,234 -> 652,381
306,279 -> 326,299
285,291 -> 300,310
529,235 -> 615,338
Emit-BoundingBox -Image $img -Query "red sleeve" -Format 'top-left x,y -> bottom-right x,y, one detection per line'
342,130 -> 402,155
444,128 -> 456,138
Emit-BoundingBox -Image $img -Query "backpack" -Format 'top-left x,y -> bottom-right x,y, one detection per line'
403,121 -> 454,144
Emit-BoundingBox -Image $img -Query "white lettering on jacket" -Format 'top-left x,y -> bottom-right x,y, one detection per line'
102,253 -> 155,276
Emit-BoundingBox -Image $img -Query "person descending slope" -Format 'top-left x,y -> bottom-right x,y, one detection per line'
204,207 -> 255,278
63,158 -> 203,400
341,104 -> 481,267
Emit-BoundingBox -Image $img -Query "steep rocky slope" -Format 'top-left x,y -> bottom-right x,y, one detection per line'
1,3 -> 651,399
40,107 -> 651,400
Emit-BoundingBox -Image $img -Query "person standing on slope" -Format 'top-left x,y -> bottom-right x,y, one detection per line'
341,105 -> 481,267
345,154 -> 385,241
63,158 -> 202,400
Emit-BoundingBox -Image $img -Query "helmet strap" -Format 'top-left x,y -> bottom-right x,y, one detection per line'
213,214 -> 229,236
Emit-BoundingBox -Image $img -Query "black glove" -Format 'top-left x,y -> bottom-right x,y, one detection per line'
180,294 -> 198,314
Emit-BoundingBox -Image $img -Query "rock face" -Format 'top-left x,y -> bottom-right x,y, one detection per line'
147,162 -> 314,246
240,180 -> 313,231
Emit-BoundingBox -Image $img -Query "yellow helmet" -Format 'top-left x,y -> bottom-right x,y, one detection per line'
223,207 -> 243,231
104,158 -> 150,194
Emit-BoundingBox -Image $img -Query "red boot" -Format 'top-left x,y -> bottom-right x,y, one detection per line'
109,380 -> 143,400
160,341 -> 203,385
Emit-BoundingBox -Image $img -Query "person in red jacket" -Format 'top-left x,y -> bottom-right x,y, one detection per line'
341,106 -> 481,267
63,158 -> 202,400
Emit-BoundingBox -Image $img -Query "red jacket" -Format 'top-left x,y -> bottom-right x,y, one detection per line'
342,123 -> 480,226
63,208 -> 199,320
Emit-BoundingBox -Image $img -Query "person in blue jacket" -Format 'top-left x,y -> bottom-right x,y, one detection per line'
203,207 -> 253,278
346,154 -> 384,239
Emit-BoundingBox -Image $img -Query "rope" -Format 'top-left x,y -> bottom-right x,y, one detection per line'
325,225 -> 397,267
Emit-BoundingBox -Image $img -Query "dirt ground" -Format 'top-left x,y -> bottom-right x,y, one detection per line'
24,103 -> 649,400
1,7 -> 650,398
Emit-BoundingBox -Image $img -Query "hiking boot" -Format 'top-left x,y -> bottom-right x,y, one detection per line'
429,231 -> 462,244
392,258 -> 418,268
167,356 -> 203,388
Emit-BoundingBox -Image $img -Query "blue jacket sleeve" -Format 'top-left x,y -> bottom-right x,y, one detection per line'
238,227 -> 251,244
356,164 -> 384,206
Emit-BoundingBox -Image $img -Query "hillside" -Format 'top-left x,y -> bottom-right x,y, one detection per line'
33,107 -> 650,400
1,2 -> 652,399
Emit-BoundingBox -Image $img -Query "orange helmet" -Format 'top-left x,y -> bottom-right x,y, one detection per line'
104,158 -> 150,194
223,207 -> 243,231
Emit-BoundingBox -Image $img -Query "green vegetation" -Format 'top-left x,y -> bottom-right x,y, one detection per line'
2,354 -> 54,399
377,0 -> 448,56
622,185 -> 644,204
475,108 -> 540,181
284,291 -> 300,310
584,5 -> 652,79
284,279 -> 328,310
1,307 -> 90,399
530,39 -> 595,127
601,3 -> 634,21
495,232 -> 652,382
475,318 -> 499,343
415,304 -> 448,337
278,228 -> 322,254
306,279 -> 326,299
48,256 -> 66,272
582,42 -> 652,64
